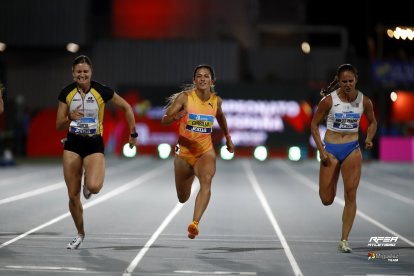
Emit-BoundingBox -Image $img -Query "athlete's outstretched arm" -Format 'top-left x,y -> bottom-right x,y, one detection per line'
110,92 -> 137,148
310,95 -> 332,165
363,96 -> 377,150
216,97 -> 234,153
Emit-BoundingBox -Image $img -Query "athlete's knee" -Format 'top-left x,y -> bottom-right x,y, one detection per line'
68,194 -> 81,205
344,189 -> 357,203
177,193 -> 190,203
321,198 -> 334,206
178,197 -> 188,204
85,180 -> 103,194
88,185 -> 102,194
319,192 -> 334,206
199,173 -> 213,186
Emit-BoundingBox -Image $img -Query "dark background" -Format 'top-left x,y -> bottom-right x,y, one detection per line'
0,0 -> 413,159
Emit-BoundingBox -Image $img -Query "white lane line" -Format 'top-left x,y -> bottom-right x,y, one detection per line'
0,213 -> 71,249
275,161 -> 414,247
0,168 -> 59,186
123,202 -> 184,276
0,163 -> 168,249
0,159 -> 141,205
123,182 -> 199,276
4,265 -> 85,271
174,271 -> 257,275
366,172 -> 414,189
360,180 -> 414,205
302,161 -> 414,204
243,161 -> 303,276
0,182 -> 65,205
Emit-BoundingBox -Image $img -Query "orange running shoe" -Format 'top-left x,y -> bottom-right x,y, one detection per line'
187,221 -> 199,239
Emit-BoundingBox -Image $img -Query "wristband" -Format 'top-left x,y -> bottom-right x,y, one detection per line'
130,132 -> 138,138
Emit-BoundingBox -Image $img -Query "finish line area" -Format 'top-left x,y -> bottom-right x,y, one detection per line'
0,156 -> 413,275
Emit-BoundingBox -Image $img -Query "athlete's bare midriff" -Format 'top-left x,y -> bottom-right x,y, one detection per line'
324,129 -> 359,144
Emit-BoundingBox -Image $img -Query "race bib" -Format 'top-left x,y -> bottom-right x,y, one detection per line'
185,113 -> 214,134
70,117 -> 97,135
333,113 -> 360,130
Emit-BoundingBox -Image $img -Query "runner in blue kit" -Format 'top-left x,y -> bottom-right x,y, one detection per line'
311,64 -> 377,253
56,55 -> 138,249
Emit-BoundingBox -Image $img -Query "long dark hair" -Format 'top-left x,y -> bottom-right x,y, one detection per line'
320,64 -> 358,97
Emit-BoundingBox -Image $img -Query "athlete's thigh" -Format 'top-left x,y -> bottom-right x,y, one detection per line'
341,149 -> 362,191
174,155 -> 195,187
83,153 -> 105,186
63,150 -> 83,194
319,153 -> 341,192
194,149 -> 216,180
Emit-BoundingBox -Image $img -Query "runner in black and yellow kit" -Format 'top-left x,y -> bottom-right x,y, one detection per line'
56,55 -> 138,249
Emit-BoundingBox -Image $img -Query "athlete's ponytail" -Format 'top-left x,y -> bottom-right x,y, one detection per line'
320,78 -> 339,97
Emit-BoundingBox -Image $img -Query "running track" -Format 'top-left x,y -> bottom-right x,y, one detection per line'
0,157 -> 413,275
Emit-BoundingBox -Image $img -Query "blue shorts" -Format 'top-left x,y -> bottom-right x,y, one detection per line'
324,140 -> 359,163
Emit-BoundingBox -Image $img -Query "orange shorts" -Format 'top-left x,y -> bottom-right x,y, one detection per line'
175,143 -> 212,166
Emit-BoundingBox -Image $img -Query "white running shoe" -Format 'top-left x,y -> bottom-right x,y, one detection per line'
83,184 -> 92,200
67,234 -> 84,249
338,240 -> 352,253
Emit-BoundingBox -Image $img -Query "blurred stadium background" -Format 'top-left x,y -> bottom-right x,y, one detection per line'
0,0 -> 413,164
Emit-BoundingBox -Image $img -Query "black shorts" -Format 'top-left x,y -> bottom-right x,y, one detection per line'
64,132 -> 105,158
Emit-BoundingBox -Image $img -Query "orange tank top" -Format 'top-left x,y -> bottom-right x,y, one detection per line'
178,90 -> 218,153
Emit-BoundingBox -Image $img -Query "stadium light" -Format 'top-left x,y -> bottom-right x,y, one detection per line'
158,143 -> 172,159
123,143 -> 137,158
316,150 -> 321,162
386,27 -> 414,41
254,146 -> 268,161
0,42 -> 6,52
390,91 -> 398,102
288,146 -> 301,161
220,145 -> 234,160
66,42 -> 80,53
